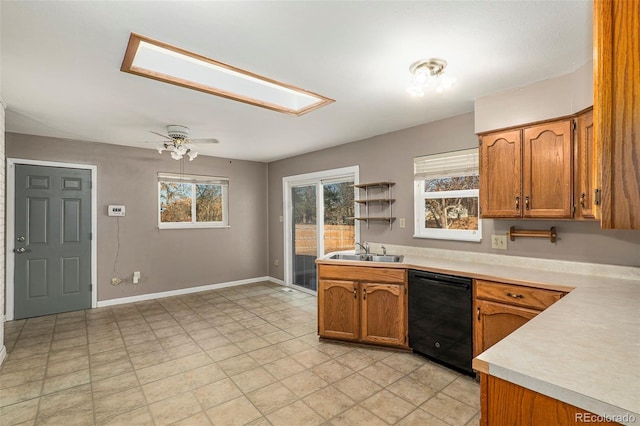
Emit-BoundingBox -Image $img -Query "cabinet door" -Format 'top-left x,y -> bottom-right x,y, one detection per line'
575,110 -> 598,220
318,279 -> 359,341
522,120 -> 573,218
479,130 -> 522,218
595,0 -> 640,229
360,283 -> 406,347
474,299 -> 539,356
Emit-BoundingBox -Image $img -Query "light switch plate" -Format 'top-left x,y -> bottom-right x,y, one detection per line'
399,218 -> 406,228
108,205 -> 125,217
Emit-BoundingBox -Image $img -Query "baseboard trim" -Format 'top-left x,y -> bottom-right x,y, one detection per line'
96,276 -> 278,308
268,276 -> 286,286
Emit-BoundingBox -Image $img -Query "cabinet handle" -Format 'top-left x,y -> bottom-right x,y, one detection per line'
363,288 -> 367,300
477,307 -> 480,321
580,192 -> 586,209
525,196 -> 530,210
353,287 -> 357,299
515,196 -> 520,211
594,189 -> 601,206
506,292 -> 524,299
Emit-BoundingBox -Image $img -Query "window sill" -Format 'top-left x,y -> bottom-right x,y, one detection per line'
158,224 -> 230,230
413,233 -> 482,242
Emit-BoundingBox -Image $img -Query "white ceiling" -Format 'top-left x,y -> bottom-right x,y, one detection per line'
1,1 -> 592,162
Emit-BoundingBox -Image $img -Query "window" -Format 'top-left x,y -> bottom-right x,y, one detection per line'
158,173 -> 229,228
414,149 -> 481,241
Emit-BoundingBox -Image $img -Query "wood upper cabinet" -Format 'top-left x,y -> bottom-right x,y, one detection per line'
317,264 -> 408,348
574,109 -> 599,220
479,119 -> 573,219
361,283 -> 406,347
594,0 -> 640,229
522,120 -> 573,218
480,130 -> 522,218
318,279 -> 359,341
473,279 -> 565,357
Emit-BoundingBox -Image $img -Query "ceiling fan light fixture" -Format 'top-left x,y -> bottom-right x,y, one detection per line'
166,125 -> 190,140
152,125 -> 206,161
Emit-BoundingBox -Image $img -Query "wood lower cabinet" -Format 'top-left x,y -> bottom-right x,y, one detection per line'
480,373 -> 620,426
318,279 -> 359,341
473,280 -> 565,357
317,264 -> 408,349
360,283 -> 406,346
474,299 -> 539,357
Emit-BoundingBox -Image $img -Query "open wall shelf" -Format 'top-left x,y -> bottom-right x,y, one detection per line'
354,181 -> 395,229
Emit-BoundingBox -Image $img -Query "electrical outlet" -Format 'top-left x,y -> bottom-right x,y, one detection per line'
491,235 -> 508,250
399,218 -> 406,228
274,259 -> 279,267
111,277 -> 122,286
133,271 -> 140,284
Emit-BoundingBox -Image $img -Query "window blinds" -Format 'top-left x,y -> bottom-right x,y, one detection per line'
158,172 -> 229,186
414,148 -> 479,179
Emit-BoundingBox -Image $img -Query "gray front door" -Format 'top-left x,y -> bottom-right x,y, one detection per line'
14,165 -> 92,319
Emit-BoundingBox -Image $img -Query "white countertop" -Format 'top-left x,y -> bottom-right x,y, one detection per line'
318,245 -> 640,424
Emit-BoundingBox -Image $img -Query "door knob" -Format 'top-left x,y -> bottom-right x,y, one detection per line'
17,236 -> 25,242
15,248 -> 26,253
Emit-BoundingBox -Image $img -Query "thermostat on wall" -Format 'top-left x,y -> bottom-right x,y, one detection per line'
108,205 -> 126,217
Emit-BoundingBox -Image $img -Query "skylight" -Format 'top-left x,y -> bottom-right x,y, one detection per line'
120,33 -> 334,116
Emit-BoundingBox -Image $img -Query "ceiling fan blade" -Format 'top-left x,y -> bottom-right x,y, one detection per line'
191,138 -> 220,144
150,131 -> 175,141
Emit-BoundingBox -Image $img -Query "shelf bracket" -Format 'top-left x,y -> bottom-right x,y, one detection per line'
508,226 -> 557,243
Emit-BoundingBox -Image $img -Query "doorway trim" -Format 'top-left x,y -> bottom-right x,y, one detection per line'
282,165 -> 359,293
6,158 -> 98,321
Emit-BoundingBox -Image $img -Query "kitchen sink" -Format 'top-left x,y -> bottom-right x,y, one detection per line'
369,254 -> 403,263
328,253 -> 403,263
329,254 -> 371,261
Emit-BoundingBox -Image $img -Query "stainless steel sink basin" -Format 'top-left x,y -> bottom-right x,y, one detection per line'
329,254 -> 371,261
328,253 -> 403,263
369,255 -> 404,263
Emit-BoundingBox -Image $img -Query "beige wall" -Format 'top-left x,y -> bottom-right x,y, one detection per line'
0,100 -> 6,363
267,112 -> 640,281
475,61 -> 594,133
6,134 -> 269,302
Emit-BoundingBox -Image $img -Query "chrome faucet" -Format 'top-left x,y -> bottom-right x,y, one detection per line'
355,241 -> 370,254
381,245 -> 387,255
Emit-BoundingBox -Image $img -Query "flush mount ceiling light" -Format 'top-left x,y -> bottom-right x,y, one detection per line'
121,33 -> 334,116
406,58 -> 456,97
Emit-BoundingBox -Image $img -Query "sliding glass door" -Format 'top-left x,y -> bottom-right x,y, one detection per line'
291,185 -> 318,291
284,167 -> 358,293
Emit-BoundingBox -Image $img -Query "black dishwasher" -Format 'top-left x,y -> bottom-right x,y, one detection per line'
408,270 -> 473,375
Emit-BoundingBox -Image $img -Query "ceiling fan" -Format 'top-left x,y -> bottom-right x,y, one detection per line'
151,125 -> 219,161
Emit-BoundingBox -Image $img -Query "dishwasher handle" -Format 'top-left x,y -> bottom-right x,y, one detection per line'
410,276 -> 470,291
409,270 -> 471,287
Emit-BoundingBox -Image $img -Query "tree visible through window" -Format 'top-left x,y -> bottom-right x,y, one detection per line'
158,173 -> 228,228
424,176 -> 479,230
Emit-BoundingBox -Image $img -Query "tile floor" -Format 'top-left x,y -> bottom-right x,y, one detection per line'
0,282 -> 480,425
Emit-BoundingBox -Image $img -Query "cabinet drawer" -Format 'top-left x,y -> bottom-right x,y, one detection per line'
476,280 -> 564,310
319,265 -> 405,284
